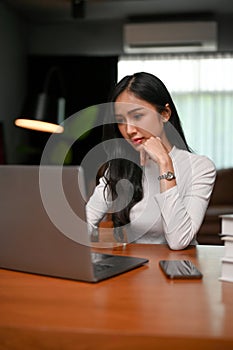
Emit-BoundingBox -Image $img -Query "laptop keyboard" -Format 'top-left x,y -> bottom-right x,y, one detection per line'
93,263 -> 113,274
91,252 -> 114,274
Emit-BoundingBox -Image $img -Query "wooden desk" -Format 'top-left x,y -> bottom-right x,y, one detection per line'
0,244 -> 233,350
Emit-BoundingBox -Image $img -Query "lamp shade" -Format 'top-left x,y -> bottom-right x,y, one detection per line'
15,66 -> 66,134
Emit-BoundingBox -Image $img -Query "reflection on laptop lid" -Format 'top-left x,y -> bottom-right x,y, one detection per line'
0,165 -> 148,282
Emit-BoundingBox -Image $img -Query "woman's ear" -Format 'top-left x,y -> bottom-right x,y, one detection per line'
161,103 -> 171,122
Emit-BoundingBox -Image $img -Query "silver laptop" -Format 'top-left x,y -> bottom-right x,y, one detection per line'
0,165 -> 148,282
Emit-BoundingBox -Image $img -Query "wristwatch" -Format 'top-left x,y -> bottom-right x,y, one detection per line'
158,171 -> 176,181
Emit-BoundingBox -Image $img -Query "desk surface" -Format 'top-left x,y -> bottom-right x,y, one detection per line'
0,244 -> 233,350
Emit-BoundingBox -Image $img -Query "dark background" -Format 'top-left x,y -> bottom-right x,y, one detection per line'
21,55 -> 118,165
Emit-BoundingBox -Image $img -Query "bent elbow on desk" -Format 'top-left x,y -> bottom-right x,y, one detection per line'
167,240 -> 192,251
164,224 -> 198,250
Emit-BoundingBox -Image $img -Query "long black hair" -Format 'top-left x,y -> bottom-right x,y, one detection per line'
101,72 -> 190,229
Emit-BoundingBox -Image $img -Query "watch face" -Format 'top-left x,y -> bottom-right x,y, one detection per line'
158,171 -> 176,181
166,171 -> 175,180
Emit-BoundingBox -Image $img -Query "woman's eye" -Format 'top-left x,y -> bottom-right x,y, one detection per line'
133,114 -> 143,121
116,118 -> 124,124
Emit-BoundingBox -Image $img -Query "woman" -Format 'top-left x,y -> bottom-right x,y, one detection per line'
86,72 -> 216,250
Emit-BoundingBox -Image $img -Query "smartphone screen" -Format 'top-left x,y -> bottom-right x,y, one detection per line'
159,260 -> 203,279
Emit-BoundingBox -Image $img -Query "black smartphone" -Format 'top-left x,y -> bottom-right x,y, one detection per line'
159,260 -> 203,279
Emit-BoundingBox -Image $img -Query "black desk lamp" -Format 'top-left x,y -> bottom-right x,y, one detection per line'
15,66 -> 65,134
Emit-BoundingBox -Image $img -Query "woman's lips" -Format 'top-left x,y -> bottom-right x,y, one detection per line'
131,137 -> 144,145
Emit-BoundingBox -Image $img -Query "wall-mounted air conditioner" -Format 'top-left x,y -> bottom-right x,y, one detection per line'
123,21 -> 217,53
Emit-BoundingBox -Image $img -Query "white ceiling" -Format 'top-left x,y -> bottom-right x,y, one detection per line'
3,0 -> 233,23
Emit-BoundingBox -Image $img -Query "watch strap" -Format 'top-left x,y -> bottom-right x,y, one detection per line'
158,171 -> 176,181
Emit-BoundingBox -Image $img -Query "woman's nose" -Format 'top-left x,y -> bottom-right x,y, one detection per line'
126,122 -> 137,136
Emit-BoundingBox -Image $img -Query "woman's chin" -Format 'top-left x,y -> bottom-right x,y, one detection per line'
131,142 -> 144,152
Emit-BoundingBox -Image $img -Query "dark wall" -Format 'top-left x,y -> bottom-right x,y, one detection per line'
27,56 -> 118,115
21,55 -> 118,165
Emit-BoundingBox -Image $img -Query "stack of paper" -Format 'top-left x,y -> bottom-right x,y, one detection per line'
219,214 -> 233,283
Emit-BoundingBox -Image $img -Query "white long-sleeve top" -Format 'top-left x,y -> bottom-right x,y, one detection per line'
86,146 -> 216,250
